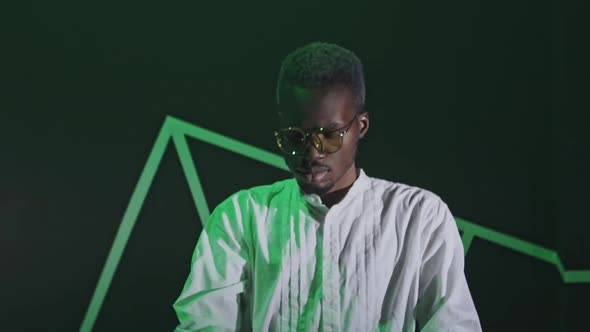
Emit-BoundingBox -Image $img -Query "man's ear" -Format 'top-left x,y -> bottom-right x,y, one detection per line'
358,111 -> 369,139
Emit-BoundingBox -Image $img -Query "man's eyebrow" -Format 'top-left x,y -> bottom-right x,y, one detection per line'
301,123 -> 341,130
324,122 -> 343,129
294,122 -> 344,131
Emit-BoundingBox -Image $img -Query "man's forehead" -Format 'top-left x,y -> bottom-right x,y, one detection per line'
277,86 -> 317,114
278,85 -> 356,128
278,108 -> 350,129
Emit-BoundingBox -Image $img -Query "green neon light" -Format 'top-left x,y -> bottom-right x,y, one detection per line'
79,115 -> 590,332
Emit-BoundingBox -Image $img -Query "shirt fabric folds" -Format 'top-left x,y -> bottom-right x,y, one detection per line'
173,169 -> 482,331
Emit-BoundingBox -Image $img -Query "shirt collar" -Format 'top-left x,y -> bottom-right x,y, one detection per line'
298,168 -> 371,210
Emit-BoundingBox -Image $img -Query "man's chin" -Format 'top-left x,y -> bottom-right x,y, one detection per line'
297,178 -> 333,197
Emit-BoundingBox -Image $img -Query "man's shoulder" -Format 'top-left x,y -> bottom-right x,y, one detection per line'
366,175 -> 452,235
209,178 -> 295,220
220,177 -> 295,207
366,175 -> 444,209
242,177 -> 295,201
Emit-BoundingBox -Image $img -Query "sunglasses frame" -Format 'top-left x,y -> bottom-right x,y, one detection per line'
274,113 -> 359,155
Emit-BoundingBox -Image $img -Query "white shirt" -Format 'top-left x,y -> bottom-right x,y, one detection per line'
173,169 -> 482,331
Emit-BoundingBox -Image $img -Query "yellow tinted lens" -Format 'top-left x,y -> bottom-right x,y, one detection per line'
318,131 -> 342,153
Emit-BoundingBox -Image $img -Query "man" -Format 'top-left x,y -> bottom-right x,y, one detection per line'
173,42 -> 482,331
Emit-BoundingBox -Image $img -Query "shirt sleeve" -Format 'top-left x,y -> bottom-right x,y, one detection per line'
173,192 -> 252,332
415,196 -> 482,332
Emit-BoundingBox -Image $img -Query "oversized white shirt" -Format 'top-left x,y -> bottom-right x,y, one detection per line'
173,169 -> 482,331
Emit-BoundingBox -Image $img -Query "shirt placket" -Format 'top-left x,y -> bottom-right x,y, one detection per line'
321,211 -> 341,332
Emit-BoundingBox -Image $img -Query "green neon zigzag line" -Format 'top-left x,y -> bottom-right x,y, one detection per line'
79,115 -> 590,332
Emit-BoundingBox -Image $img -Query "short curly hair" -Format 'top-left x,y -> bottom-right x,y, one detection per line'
276,42 -> 366,112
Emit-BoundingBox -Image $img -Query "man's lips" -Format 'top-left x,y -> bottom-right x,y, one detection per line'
296,166 -> 329,174
295,166 -> 330,182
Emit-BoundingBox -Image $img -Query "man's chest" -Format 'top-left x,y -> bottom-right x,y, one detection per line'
248,208 -> 423,330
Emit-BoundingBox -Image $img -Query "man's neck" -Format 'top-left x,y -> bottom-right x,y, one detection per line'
320,167 -> 359,208
320,182 -> 355,208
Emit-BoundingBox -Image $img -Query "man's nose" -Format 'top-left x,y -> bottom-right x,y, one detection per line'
303,135 -> 326,160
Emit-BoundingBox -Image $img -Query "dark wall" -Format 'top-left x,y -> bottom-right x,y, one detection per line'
1,0 -> 588,331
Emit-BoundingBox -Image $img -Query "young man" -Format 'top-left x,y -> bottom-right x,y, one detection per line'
173,42 -> 482,331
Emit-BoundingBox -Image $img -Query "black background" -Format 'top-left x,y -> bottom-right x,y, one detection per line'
1,0 -> 588,331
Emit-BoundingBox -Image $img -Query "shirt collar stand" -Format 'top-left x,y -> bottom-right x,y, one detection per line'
298,168 -> 370,209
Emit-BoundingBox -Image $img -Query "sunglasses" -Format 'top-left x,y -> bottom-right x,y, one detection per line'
274,114 -> 358,155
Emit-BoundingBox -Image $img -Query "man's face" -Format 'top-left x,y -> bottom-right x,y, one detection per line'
277,84 -> 369,196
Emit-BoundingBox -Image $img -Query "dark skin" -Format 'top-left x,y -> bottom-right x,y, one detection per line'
277,84 -> 369,208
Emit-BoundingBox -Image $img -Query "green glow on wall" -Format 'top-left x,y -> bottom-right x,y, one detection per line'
79,115 -> 590,332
